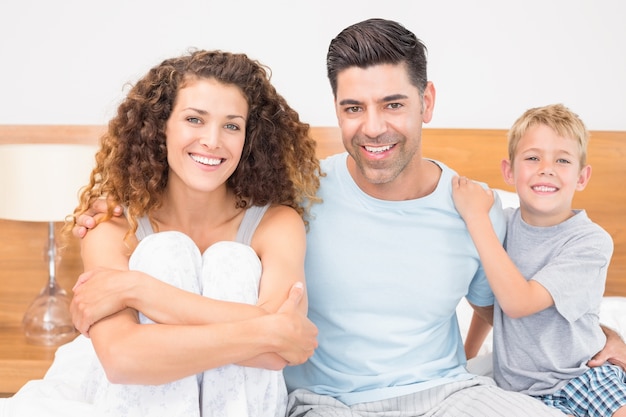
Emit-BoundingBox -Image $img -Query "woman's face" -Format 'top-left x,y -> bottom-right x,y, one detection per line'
165,78 -> 248,195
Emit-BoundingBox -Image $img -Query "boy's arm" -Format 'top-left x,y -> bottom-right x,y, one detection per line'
451,176 -> 553,318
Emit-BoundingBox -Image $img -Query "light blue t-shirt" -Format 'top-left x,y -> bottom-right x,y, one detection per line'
283,153 -> 506,405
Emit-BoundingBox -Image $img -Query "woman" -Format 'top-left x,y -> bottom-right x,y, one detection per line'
67,49 -> 320,416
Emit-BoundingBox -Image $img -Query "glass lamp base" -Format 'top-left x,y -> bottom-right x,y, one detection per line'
22,281 -> 78,346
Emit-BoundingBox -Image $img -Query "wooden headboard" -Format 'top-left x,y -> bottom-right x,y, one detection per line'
0,125 -> 624,395
315,127 -> 626,297
0,125 -> 624,297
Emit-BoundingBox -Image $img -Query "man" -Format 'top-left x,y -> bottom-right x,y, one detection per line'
280,18 -> 562,416
74,18 -> 625,417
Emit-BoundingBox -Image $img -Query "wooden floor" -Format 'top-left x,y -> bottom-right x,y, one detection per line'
0,220 -> 82,396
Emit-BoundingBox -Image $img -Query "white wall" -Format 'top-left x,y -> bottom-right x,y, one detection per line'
1,0 -> 624,130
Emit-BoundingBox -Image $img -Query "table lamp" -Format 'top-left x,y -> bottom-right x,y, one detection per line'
0,143 -> 98,346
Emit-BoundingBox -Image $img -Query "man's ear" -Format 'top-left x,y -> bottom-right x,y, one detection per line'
576,165 -> 592,191
421,82 -> 436,124
501,159 -> 515,186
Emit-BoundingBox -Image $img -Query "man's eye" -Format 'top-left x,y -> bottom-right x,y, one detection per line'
346,106 -> 361,113
388,103 -> 402,109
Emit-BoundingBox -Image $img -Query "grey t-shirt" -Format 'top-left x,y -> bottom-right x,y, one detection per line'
493,208 -> 613,395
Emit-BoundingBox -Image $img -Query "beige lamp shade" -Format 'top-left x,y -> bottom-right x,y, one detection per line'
0,143 -> 98,222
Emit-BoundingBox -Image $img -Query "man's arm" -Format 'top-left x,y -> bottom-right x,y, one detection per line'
588,325 -> 626,371
465,303 -> 493,360
72,198 -> 122,238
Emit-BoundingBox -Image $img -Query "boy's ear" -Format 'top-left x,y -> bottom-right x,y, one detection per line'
501,159 -> 515,186
576,165 -> 592,191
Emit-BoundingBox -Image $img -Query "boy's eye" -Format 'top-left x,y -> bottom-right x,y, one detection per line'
557,158 -> 571,164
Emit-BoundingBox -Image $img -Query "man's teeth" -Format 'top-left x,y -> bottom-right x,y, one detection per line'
364,145 -> 392,153
533,185 -> 557,192
191,154 -> 222,166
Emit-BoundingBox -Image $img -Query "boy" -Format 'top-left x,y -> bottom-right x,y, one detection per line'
452,103 -> 626,416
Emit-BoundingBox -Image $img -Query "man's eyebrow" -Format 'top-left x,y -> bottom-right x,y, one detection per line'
338,98 -> 362,106
381,94 -> 409,102
338,94 -> 409,107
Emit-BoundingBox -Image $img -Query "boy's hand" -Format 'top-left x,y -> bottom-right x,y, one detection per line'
451,176 -> 494,220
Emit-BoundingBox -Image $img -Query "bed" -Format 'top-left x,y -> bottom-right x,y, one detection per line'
0,125 -> 624,415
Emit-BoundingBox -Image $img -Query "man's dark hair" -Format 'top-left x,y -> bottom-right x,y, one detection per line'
326,18 -> 428,97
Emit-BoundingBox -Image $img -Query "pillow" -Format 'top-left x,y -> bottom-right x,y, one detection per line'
493,188 -> 519,209
600,296 -> 626,340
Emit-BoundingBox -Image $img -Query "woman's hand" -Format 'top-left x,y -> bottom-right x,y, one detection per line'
236,282 -> 318,370
71,267 -> 137,336
272,282 -> 318,366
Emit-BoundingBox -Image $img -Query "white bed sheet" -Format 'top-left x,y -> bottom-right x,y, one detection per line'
0,335 -> 103,416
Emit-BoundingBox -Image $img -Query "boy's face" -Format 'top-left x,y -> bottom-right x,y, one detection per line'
501,124 -> 591,227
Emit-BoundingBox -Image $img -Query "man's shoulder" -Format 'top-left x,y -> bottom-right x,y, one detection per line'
320,152 -> 347,169
319,153 -> 348,183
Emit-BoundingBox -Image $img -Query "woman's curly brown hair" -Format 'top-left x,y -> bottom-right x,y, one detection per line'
68,49 -> 321,242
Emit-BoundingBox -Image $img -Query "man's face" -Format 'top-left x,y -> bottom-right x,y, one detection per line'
334,63 -> 435,195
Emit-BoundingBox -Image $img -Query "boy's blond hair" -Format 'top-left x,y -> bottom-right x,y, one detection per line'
507,103 -> 589,168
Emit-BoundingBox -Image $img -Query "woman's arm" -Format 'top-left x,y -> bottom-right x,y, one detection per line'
90,282 -> 317,385
236,204 -> 309,368
253,205 -> 308,315
79,212 -> 317,383
71,268 -> 268,334
72,206 -> 306,334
